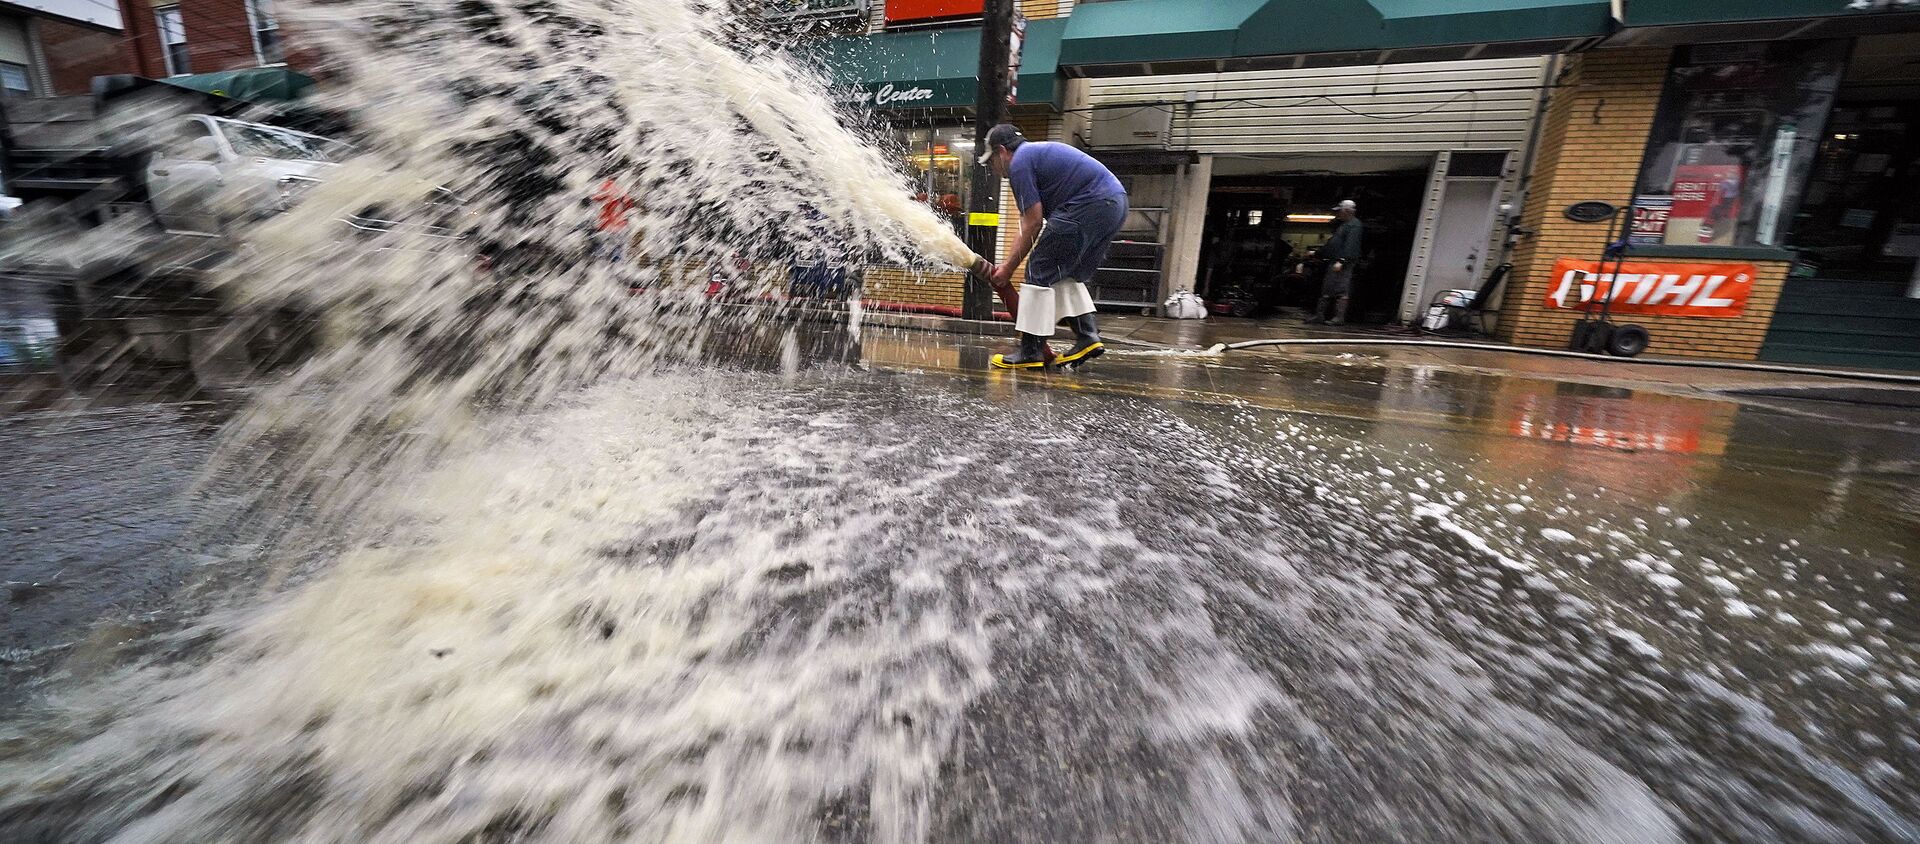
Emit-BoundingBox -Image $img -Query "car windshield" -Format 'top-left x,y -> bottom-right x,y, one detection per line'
218,121 -> 353,163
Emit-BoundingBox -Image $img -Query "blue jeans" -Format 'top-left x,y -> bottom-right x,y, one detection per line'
1025,194 -> 1127,288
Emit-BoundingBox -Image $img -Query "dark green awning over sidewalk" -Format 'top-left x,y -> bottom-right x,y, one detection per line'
1603,1 -> 1920,47
1061,0 -> 1614,73
814,1 -> 1920,104
161,67 -> 316,103
813,17 -> 1066,110
1624,0 -> 1919,26
1362,0 -> 1617,49
1060,0 -> 1263,67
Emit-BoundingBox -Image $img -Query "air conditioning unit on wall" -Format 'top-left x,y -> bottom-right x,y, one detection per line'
1092,105 -> 1172,149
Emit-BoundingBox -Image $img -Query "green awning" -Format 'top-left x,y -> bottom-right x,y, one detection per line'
813,17 -> 1066,110
1059,0 -> 1263,67
1370,0 -> 1618,48
1061,0 -> 1613,72
161,67 -> 316,103
1624,0 -> 1917,26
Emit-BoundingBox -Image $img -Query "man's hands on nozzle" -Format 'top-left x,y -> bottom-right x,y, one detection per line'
989,261 -> 1015,288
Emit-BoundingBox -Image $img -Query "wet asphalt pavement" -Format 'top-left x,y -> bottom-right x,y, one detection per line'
1,398 -> 223,699
3,325 -> 1919,842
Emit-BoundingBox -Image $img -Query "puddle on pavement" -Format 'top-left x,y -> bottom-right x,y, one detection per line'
1,0 -> 1917,838
4,324 -> 1916,841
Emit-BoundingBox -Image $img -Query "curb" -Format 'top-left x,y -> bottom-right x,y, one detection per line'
850,309 -> 1016,338
792,305 -> 1920,390
836,308 -> 1175,346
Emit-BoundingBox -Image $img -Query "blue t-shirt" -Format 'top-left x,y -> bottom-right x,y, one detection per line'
1007,141 -> 1125,216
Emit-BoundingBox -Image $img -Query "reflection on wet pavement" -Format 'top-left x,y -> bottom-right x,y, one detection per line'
0,403 -> 224,705
1,322 -> 1916,841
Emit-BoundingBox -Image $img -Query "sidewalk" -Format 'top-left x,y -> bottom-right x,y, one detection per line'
848,307 -> 1920,408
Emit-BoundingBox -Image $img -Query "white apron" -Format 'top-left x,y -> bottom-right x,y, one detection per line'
1014,279 -> 1095,337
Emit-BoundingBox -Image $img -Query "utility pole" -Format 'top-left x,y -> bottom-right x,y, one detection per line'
963,0 -> 1016,320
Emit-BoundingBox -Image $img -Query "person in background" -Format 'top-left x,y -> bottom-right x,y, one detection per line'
978,124 -> 1129,369
1307,199 -> 1363,325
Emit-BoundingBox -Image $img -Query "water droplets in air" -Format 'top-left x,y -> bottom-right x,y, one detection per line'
1,1 -> 986,840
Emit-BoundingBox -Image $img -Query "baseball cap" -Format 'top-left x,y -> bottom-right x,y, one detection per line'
978,124 -> 1025,165
1332,199 -> 1358,212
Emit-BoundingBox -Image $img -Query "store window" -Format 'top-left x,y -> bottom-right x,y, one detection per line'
156,6 -> 190,76
2,14 -> 35,98
1788,102 -> 1920,279
895,122 -> 974,237
248,0 -> 283,65
1630,41 -> 1847,249
0,62 -> 29,98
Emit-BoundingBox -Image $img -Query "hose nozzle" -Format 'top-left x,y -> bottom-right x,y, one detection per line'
968,255 -> 992,281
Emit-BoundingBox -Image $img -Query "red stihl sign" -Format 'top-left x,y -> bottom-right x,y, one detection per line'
1544,259 -> 1756,318
885,0 -> 984,23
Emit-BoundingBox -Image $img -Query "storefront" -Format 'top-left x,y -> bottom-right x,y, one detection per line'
811,12 -> 1069,311
809,0 -> 1920,355
1058,0 -> 1613,321
1497,3 -> 1920,369
1078,59 -> 1564,323
806,0 -> 1623,321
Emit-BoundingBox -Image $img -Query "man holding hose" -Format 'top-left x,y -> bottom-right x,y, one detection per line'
977,124 -> 1128,369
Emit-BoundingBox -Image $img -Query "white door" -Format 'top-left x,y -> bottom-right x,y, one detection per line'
1422,179 -> 1500,305
146,120 -> 227,233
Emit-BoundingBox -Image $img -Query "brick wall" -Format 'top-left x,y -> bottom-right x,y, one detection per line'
120,0 -> 321,78
1017,0 -> 1070,19
865,266 -> 967,308
37,19 -> 137,94
120,3 -> 167,78
1497,48 -> 1794,361
178,0 -> 260,73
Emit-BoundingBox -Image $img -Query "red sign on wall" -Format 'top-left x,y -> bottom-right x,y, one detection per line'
886,0 -> 985,23
1543,259 -> 1757,318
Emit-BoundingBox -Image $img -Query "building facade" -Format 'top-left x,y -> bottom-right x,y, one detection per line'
815,0 -> 1607,324
117,0 -> 315,80
1081,57 -> 1557,323
1497,4 -> 1920,369
823,0 -> 1920,370
1,0 -> 315,101
1,1 -> 135,97
12,0 -> 1916,368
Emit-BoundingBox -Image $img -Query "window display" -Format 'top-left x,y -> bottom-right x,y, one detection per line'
1630,41 -> 1847,249
895,123 -> 974,238
0,62 -> 30,98
1787,102 -> 1920,280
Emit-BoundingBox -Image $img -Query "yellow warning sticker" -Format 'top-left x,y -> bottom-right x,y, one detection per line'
968,212 -> 1001,227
